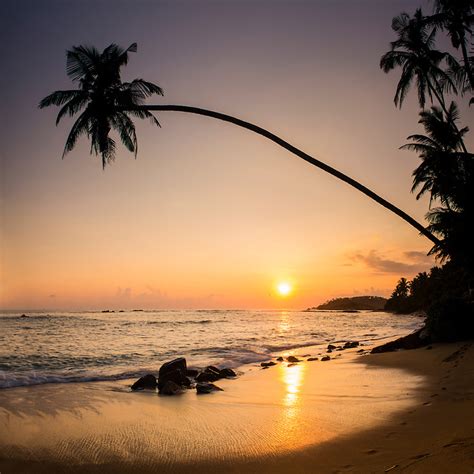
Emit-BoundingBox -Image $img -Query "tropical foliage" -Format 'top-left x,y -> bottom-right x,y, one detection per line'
39,43 -> 163,168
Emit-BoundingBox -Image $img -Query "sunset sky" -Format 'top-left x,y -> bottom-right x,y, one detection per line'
1,0 -> 472,310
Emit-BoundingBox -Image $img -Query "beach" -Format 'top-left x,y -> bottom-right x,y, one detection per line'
1,339 -> 473,473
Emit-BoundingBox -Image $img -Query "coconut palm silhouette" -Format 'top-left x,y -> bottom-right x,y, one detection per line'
40,42 -> 441,247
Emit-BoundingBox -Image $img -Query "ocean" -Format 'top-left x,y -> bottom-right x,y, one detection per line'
0,309 -> 423,389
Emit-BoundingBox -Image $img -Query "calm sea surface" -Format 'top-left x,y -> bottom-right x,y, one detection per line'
0,309 -> 423,389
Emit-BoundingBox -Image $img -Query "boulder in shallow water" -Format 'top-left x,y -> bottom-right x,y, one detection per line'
159,380 -> 183,395
277,356 -> 284,362
343,341 -> 359,349
131,374 -> 157,391
321,355 -> 331,361
196,366 -> 222,382
219,367 -> 236,378
327,344 -> 337,351
196,382 -> 223,394
158,358 -> 190,390
287,356 -> 300,363
260,361 -> 276,368
186,368 -> 199,378
307,357 -> 318,361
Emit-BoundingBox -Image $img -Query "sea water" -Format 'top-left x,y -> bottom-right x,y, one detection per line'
0,309 -> 422,389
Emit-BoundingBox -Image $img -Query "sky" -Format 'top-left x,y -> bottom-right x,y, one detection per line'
1,0 -> 472,310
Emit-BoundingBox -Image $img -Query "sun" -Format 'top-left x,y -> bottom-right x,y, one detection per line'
277,282 -> 292,297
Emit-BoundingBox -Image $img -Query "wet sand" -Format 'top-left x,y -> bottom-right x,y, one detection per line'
1,341 -> 473,473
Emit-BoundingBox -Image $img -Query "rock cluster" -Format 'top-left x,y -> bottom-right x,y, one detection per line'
131,358 -> 236,396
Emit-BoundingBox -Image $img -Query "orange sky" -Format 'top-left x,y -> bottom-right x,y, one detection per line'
3,0 -> 469,310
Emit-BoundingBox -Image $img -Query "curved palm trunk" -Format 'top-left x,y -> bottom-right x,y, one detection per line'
126,104 -> 441,247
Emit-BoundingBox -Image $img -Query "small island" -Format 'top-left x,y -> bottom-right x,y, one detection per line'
306,296 -> 387,311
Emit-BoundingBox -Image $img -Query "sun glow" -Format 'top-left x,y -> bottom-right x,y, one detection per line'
277,282 -> 292,297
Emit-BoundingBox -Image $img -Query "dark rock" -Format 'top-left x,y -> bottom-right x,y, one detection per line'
371,328 -> 430,354
196,382 -> 223,394
159,380 -> 183,395
288,363 -> 298,367
158,358 -> 189,390
321,355 -> 331,361
343,341 -> 359,349
196,366 -> 222,382
327,349 -> 333,353
327,344 -> 336,351
260,361 -> 277,367
287,356 -> 300,363
357,349 -> 365,353
131,374 -> 157,391
158,368 -> 190,390
277,356 -> 284,362
307,357 -> 318,361
219,368 -> 236,378
186,369 -> 199,378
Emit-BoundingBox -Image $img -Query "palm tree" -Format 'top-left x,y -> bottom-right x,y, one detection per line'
39,43 -> 163,168
380,9 -> 456,111
429,0 -> 474,92
401,102 -> 470,209
40,43 -> 441,248
401,103 -> 474,266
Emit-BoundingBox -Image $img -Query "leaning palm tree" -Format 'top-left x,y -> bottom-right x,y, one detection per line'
39,43 -> 163,168
40,42 -> 441,247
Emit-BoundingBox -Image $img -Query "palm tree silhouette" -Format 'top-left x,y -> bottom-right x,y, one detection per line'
402,103 -> 473,266
380,9 -> 455,110
40,43 -> 441,247
401,102 -> 470,208
429,0 -> 474,92
380,9 -> 468,153
39,43 -> 163,168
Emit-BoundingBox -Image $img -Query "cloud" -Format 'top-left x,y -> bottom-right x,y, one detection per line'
352,249 -> 432,275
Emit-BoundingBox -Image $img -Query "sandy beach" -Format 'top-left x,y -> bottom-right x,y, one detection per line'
1,340 -> 473,473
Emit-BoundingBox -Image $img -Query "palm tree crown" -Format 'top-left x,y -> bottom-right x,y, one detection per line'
39,43 -> 163,168
380,8 -> 455,109
401,102 -> 470,209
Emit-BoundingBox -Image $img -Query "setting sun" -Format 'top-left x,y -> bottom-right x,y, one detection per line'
277,282 -> 292,297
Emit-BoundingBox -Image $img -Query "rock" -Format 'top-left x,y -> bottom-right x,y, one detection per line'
327,344 -> 337,351
371,328 -> 431,354
196,382 -> 223,394
260,361 -> 277,367
343,341 -> 359,349
159,380 -> 183,395
277,356 -> 284,362
219,368 -> 236,378
158,358 -> 190,390
287,356 -> 300,363
196,366 -> 222,382
288,362 -> 298,367
327,349 -> 333,353
307,357 -> 318,361
357,348 -> 365,353
186,369 -> 199,378
131,374 -> 157,391
321,355 -> 331,361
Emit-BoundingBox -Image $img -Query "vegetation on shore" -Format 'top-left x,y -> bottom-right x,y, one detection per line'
310,296 -> 387,311
381,0 -> 474,342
